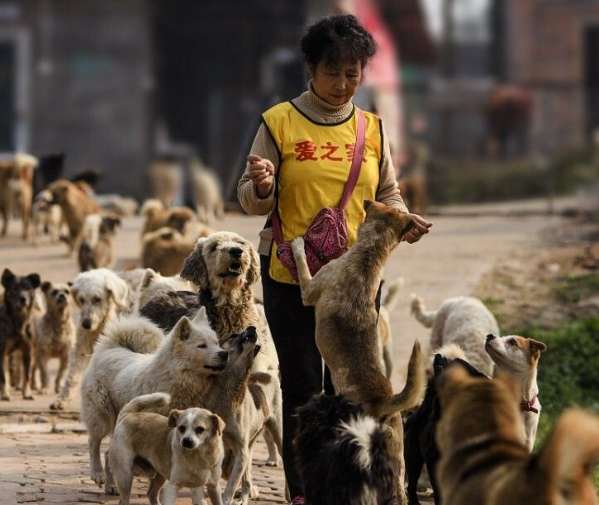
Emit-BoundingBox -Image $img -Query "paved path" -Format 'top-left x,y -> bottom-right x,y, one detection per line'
0,206 -> 563,504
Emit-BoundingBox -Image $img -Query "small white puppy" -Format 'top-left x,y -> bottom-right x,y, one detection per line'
109,392 -> 225,505
485,333 -> 547,451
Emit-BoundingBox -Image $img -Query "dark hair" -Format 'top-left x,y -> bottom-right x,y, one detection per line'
300,14 -> 377,70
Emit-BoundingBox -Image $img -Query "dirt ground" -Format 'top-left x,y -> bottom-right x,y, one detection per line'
0,201 -> 568,504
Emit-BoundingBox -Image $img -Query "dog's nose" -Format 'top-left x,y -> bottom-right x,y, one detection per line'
486,334 -> 496,341
57,294 -> 67,304
81,319 -> 92,330
218,351 -> 229,363
182,437 -> 194,448
228,247 -> 243,258
19,296 -> 27,305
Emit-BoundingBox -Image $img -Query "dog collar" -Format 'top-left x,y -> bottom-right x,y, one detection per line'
520,395 -> 538,414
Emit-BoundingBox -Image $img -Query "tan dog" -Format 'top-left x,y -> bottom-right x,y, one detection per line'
190,157 -> 225,226
148,159 -> 182,209
140,199 -> 196,237
291,201 -> 425,505
109,393 -> 225,505
0,154 -> 38,239
141,228 -> 195,276
32,282 -> 75,394
31,190 -> 64,246
437,367 -> 599,505
78,214 -> 121,271
46,179 -> 102,253
485,333 -> 547,451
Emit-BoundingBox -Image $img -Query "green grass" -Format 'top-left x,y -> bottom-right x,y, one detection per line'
552,274 -> 599,304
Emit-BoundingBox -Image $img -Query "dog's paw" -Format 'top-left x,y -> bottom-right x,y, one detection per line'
265,457 -> 279,467
23,394 -> 34,401
50,399 -> 67,410
249,484 -> 260,499
90,468 -> 106,487
291,237 -> 305,256
104,482 -> 119,495
1,394 -> 11,402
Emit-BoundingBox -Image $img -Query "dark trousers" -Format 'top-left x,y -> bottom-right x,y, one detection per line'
260,254 -> 335,498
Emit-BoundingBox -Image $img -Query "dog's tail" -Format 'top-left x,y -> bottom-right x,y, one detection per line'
379,340 -> 426,417
140,199 -> 165,218
95,315 -> 164,355
382,277 -> 404,313
117,392 -> 171,424
410,294 -> 437,328
81,214 -> 102,248
538,409 -> 599,497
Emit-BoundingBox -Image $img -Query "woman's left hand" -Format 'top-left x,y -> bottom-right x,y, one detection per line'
402,213 -> 432,244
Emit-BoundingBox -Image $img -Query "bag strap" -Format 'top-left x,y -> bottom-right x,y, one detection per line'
272,106 -> 366,245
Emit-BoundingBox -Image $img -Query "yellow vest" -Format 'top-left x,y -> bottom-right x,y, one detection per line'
262,101 -> 382,284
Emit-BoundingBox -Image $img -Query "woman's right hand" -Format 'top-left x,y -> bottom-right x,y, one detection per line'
247,155 -> 275,198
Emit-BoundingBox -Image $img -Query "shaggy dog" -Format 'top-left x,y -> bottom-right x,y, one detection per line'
190,157 -> 225,226
290,201 -> 425,504
31,281 -> 75,395
0,154 -> 38,239
0,269 -> 41,400
80,309 -> 228,492
411,295 -> 498,376
134,268 -> 193,313
436,366 -> 599,505
148,159 -> 182,209
294,394 -> 397,505
78,214 -> 121,271
46,179 -> 102,253
140,199 -> 196,237
31,189 -> 64,246
141,228 -> 195,277
404,345 -> 488,505
108,392 -> 225,505
378,278 -> 404,379
50,268 -> 129,410
141,231 -> 282,466
485,333 -> 547,451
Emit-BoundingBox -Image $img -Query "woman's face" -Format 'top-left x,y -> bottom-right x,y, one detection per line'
311,59 -> 362,106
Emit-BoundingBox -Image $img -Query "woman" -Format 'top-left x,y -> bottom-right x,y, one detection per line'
237,14 -> 432,504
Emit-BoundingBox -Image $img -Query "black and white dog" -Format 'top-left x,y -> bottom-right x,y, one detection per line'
294,394 -> 397,505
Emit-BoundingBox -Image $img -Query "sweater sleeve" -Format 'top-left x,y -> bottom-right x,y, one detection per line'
376,120 -> 409,213
237,122 -> 280,216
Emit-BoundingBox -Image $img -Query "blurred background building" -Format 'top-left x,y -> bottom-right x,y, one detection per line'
0,0 -> 597,203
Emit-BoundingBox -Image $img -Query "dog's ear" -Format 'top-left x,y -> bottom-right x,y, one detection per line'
67,281 -> 73,287
211,414 -> 225,436
168,410 -> 181,429
41,281 -> 52,293
180,238 -> 209,288
191,306 -> 208,326
1,268 -> 16,289
245,243 -> 260,286
26,274 -> 41,289
530,339 -> 547,355
70,286 -> 80,306
173,316 -> 192,341
105,273 -> 129,311
141,269 -> 157,290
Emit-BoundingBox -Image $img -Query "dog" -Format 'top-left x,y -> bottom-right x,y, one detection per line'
436,365 -> 599,505
31,281 -> 75,395
141,230 -> 282,467
485,333 -> 547,451
199,326 -> 282,505
294,394 -> 398,505
140,199 -> 196,237
378,277 -> 404,379
190,157 -> 225,226
148,158 -> 182,209
0,269 -> 41,400
134,268 -> 193,313
108,392 -> 225,505
411,295 -> 498,376
31,189 -> 64,246
46,179 -> 102,253
0,154 -> 38,239
78,214 -> 121,271
141,228 -> 195,277
80,308 -> 228,491
50,268 -> 129,410
290,200 -> 425,504
404,345 -> 488,505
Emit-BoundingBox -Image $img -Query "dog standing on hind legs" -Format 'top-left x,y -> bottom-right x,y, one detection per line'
290,200 -> 426,504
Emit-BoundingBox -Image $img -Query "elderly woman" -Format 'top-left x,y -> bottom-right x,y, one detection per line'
237,14 -> 431,504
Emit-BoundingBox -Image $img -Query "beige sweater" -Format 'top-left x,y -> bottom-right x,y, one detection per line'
237,83 -> 409,255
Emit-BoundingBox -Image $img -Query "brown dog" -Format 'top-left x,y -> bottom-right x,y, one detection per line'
437,367 -> 599,505
46,180 -> 102,252
140,199 -> 196,237
141,228 -> 195,277
0,154 -> 38,239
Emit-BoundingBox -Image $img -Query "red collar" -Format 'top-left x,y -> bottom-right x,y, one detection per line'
520,395 -> 538,414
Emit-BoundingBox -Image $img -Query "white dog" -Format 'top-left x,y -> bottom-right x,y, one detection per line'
50,268 -> 129,410
109,392 -> 225,505
411,295 -> 497,376
485,333 -> 547,451
80,308 -> 228,492
134,268 -> 194,313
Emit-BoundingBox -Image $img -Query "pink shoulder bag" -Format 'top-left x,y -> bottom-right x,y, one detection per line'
272,108 -> 366,281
